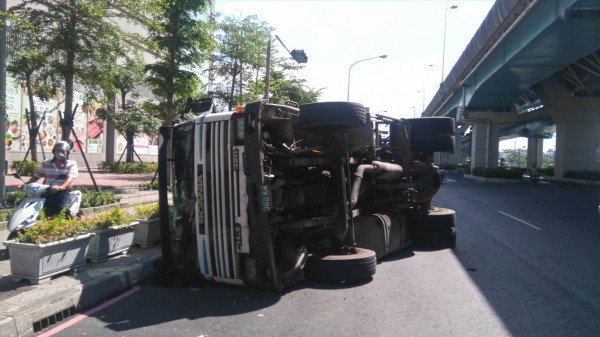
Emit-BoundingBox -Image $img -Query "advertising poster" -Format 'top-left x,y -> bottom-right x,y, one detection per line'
116,134 -> 127,154
32,98 -> 59,152
5,77 -> 23,151
86,104 -> 104,153
58,91 -> 86,152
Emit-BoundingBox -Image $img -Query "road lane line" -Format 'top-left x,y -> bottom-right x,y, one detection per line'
498,211 -> 542,231
38,286 -> 141,337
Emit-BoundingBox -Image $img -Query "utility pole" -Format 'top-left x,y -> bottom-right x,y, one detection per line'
0,0 -> 8,206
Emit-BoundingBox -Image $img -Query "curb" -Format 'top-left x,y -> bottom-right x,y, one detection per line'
0,250 -> 159,337
463,175 -> 523,184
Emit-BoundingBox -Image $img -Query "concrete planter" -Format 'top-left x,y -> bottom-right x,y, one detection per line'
86,223 -> 137,263
133,218 -> 160,248
3,233 -> 95,284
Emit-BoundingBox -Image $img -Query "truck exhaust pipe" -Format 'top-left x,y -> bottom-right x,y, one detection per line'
351,161 -> 403,208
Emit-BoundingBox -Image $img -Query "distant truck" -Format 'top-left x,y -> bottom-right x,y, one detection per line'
157,100 -> 456,289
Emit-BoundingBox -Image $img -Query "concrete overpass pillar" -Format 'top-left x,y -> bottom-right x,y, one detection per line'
533,77 -> 600,178
470,122 -> 501,168
526,136 -> 543,171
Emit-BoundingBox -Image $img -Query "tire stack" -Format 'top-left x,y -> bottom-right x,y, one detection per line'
407,117 -> 455,153
406,207 -> 456,249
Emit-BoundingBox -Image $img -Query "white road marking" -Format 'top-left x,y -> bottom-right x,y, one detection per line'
498,211 -> 542,231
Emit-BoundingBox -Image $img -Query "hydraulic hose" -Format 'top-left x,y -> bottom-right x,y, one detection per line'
350,161 -> 403,208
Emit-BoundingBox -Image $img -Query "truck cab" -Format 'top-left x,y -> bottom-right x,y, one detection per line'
157,100 -> 456,289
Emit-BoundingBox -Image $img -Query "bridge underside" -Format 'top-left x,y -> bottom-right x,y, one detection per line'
425,0 -> 600,176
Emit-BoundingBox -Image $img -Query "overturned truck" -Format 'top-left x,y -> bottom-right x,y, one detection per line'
157,100 -> 456,289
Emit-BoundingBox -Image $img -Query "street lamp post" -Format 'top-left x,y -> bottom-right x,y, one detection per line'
422,64 -> 434,113
0,0 -> 7,206
347,54 -> 387,101
441,3 -> 458,83
264,35 -> 307,100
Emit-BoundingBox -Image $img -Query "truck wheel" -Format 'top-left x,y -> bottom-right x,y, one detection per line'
411,135 -> 455,153
407,117 -> 455,136
294,102 -> 367,130
406,207 -> 455,231
411,228 -> 456,249
7,231 -> 18,241
304,248 -> 377,282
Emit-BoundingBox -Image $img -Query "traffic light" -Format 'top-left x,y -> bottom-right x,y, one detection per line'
290,49 -> 308,63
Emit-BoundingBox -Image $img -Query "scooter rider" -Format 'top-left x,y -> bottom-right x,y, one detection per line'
18,141 -> 79,217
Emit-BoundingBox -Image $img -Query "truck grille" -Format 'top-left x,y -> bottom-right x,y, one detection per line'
197,119 -> 244,282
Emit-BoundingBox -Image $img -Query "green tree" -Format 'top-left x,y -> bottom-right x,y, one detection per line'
212,14 -> 271,110
144,0 -> 212,126
262,61 -> 322,105
98,55 -> 147,162
96,104 -> 161,163
7,0 -> 142,141
5,14 -> 59,161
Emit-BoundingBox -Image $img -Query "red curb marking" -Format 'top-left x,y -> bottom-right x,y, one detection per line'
38,286 -> 141,337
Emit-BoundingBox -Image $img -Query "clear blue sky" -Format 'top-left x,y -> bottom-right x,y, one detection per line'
215,0 -> 496,118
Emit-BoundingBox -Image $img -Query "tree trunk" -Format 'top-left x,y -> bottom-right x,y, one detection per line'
62,52 -> 75,142
126,130 -> 135,163
25,75 -> 37,161
229,60 -> 238,111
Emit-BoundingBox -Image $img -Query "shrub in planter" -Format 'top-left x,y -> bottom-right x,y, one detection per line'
4,210 -> 93,284
132,203 -> 161,247
97,162 -> 158,174
79,189 -> 121,208
13,209 -> 87,244
472,167 -> 526,179
0,209 -> 12,222
564,170 -> 600,181
82,207 -> 137,262
10,160 -> 40,176
5,190 -> 26,207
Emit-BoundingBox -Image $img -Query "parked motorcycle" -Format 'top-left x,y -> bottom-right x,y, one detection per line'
6,173 -> 82,241
530,170 -> 540,185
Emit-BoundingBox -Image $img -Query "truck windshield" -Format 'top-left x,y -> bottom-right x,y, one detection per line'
171,122 -> 195,256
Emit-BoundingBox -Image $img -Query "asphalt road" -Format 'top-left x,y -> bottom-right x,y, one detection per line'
45,175 -> 600,337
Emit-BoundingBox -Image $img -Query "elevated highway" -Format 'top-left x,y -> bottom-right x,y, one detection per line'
424,0 -> 600,178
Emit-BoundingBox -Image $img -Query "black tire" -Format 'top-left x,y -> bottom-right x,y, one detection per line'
411,228 -> 456,249
406,207 -> 456,231
304,248 -> 377,282
411,135 -> 455,153
294,102 -> 367,130
407,117 -> 455,136
7,231 -> 18,241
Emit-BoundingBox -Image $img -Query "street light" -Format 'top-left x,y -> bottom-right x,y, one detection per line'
347,54 -> 387,101
422,64 -> 434,112
264,35 -> 307,99
441,3 -> 458,83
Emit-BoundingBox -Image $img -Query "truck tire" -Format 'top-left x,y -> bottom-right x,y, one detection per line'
406,207 -> 455,231
411,135 -> 455,153
304,248 -> 377,282
407,117 -> 455,136
411,228 -> 456,249
295,102 -> 367,130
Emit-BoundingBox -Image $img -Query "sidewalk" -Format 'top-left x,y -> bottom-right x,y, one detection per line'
0,171 -> 163,337
3,168 -> 158,192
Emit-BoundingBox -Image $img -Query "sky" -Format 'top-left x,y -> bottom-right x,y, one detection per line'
215,0 -> 496,118
214,0 -> 554,151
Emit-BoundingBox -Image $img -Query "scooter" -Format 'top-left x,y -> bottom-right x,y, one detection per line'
6,173 -> 82,241
530,171 -> 540,185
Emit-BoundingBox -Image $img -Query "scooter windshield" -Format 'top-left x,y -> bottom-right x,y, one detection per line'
25,185 -> 42,196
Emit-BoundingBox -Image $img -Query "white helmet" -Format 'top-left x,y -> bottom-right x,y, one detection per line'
53,140 -> 71,155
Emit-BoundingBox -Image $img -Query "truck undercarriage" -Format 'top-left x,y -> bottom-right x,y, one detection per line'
158,100 -> 456,289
